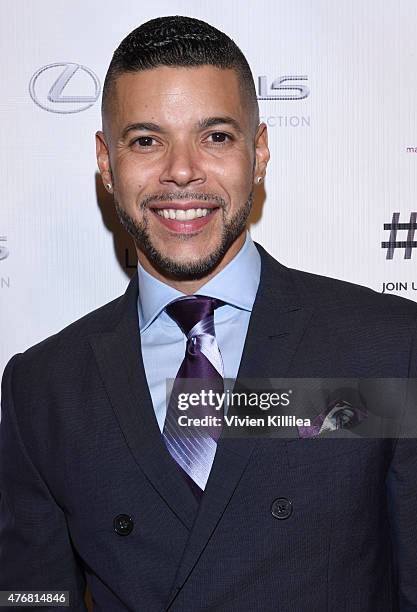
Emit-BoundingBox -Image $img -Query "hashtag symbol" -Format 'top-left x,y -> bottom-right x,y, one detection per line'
382,212 -> 417,259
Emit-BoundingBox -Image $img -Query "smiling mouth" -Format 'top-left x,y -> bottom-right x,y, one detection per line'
151,206 -> 218,220
150,205 -> 220,233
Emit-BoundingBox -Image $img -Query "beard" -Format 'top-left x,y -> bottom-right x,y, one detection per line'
113,191 -> 254,281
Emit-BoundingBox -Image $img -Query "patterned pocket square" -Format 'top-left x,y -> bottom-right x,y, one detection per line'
297,400 -> 368,439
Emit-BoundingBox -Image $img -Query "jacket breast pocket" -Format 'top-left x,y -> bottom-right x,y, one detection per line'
285,436 -> 374,468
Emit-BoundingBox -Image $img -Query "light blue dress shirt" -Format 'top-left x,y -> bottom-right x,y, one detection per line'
137,230 -> 261,432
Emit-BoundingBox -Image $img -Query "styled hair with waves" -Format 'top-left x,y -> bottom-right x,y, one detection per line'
101,15 -> 259,131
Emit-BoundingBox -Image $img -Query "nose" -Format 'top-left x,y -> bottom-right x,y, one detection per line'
159,139 -> 206,187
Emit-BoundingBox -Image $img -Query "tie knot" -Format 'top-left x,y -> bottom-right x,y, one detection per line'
165,295 -> 224,336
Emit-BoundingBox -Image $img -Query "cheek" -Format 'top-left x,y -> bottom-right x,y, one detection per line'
113,159 -> 152,196
220,162 -> 253,197
209,154 -> 253,187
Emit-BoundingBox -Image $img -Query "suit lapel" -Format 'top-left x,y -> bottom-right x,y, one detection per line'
88,274 -> 199,531
165,242 -> 315,606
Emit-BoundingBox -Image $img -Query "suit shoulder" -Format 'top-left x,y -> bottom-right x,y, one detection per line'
288,266 -> 417,316
256,241 -> 417,319
12,291 -> 126,369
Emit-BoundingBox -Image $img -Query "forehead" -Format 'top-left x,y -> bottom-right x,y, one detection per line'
110,65 -> 248,130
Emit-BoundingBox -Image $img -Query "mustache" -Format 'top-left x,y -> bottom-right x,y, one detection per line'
140,192 -> 226,210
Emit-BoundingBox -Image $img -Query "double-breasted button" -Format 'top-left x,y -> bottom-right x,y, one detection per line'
113,514 -> 134,536
271,498 -> 293,520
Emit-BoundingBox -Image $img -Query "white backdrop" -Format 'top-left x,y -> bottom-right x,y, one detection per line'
1,0 -> 417,378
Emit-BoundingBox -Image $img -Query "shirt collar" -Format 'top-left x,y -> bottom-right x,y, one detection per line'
137,230 -> 261,332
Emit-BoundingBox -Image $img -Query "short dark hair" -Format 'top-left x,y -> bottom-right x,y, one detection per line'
101,15 -> 259,133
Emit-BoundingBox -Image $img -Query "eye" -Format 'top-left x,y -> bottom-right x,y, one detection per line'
206,132 -> 232,145
133,136 -> 158,147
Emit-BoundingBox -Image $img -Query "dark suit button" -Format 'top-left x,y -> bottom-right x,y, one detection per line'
271,498 -> 293,520
113,514 -> 134,535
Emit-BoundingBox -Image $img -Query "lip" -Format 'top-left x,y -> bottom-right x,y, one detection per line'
150,201 -> 219,211
151,207 -> 219,233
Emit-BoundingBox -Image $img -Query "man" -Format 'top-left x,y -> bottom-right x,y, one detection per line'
1,15 -> 417,612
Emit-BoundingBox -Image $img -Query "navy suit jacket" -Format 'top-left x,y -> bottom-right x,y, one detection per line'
1,242 -> 417,611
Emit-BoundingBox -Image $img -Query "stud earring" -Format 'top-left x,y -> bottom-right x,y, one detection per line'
105,183 -> 112,192
256,176 -> 263,184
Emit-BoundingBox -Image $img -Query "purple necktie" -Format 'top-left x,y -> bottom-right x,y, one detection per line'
162,295 -> 225,498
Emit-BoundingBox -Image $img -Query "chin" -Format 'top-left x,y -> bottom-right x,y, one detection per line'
161,238 -> 220,260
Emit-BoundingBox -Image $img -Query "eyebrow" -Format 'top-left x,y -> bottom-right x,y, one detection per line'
121,116 -> 243,139
121,122 -> 163,139
198,116 -> 243,133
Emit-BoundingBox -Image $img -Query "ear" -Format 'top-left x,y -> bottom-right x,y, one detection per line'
253,122 -> 270,181
95,130 -> 113,189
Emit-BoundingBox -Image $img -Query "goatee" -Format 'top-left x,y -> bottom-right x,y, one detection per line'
113,192 -> 254,280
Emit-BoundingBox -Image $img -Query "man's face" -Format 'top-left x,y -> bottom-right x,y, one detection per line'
96,65 -> 269,282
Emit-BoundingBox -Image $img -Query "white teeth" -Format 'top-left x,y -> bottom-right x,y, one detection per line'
184,209 -> 196,220
155,207 -> 214,220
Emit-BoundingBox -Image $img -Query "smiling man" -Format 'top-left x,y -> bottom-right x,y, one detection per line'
1,15 -> 417,612
96,58 -> 268,290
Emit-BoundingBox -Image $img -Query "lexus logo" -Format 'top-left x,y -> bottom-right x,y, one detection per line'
29,62 -> 101,113
257,75 -> 310,100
